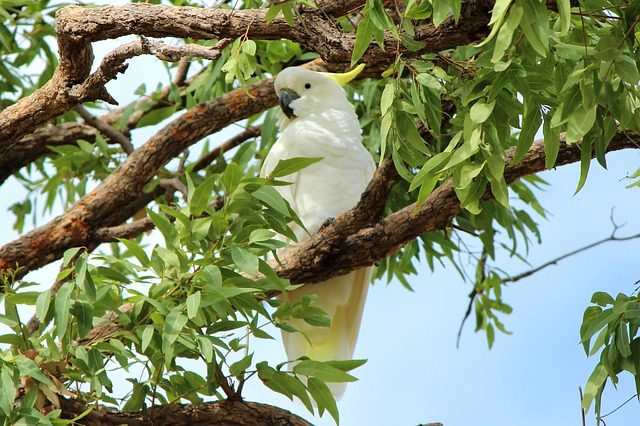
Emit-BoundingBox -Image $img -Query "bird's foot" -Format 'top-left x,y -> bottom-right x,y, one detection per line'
367,216 -> 385,228
320,217 -> 336,230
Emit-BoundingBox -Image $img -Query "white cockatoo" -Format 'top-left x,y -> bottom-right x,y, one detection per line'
260,64 -> 375,398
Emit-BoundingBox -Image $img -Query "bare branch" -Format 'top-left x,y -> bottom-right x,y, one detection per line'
74,105 -> 134,154
193,125 -> 262,171
92,219 -> 155,243
504,231 -> 640,284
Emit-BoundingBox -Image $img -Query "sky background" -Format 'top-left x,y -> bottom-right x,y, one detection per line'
2,5 -> 640,425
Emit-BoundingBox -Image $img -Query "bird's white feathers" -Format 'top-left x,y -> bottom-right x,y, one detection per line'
260,67 -> 375,398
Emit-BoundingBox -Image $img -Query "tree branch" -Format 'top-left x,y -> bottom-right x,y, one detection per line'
0,0 -> 496,164
270,132 -> 640,285
504,229 -> 640,284
74,105 -> 134,154
57,397 -> 314,426
0,58 -> 350,280
193,125 -> 262,172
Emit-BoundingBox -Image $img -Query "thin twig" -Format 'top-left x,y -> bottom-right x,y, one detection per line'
159,177 -> 189,198
599,393 -> 639,419
173,58 -> 191,87
74,104 -> 134,154
456,222 -> 640,345
457,250 -> 487,348
93,218 -> 155,242
193,125 -> 262,171
504,231 -> 640,284
579,386 -> 586,426
215,363 -> 239,401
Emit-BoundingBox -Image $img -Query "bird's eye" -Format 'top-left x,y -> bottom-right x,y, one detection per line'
304,83 -> 311,89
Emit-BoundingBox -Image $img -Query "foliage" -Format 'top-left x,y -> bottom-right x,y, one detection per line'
0,0 -> 639,424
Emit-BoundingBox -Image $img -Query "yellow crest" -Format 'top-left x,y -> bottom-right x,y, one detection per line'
318,64 -> 365,86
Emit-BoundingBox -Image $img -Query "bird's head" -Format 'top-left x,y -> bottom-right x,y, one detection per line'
274,64 -> 365,124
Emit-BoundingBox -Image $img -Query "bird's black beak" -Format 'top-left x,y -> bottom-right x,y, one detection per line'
278,88 -> 300,119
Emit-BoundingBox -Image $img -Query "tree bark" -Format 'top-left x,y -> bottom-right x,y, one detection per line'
59,398 -> 315,426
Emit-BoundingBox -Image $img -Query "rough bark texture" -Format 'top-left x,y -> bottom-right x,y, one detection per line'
59,398 -> 315,426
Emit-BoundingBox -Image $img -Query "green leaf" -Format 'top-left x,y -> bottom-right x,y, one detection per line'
432,0 -> 452,27
147,209 -> 179,249
513,101 -> 542,164
307,377 -> 339,423
581,364 -> 607,412
229,353 -> 253,378
614,55 -> 640,85
62,247 -> 82,267
268,157 -> 323,178
141,325 -> 155,352
381,83 -> 395,116
223,162 -> 241,194
75,253 -> 96,302
293,360 -> 357,383
252,185 -> 290,216
469,100 -> 496,124
196,336 -> 215,363
242,39 -> 256,55
230,244 -> 259,275
189,174 -> 217,216
122,381 -> 147,411
117,238 -> 150,267
54,282 -> 74,340
352,14 -> 375,66
404,0 -> 432,19
476,0 -> 513,47
492,2 -> 522,62
574,134 -> 592,194
163,307 -> 188,367
615,322 -> 631,358
324,359 -> 367,372
556,0 -> 571,35
580,308 -> 617,349
542,118 -> 560,168
485,153 -> 509,208
519,0 -> 549,57
591,292 -> 614,307
136,105 -> 177,128
0,365 -> 16,416
71,300 -> 94,339
36,289 -> 51,323
368,0 -> 399,38
186,291 -> 201,319
155,246 -> 181,270
17,357 -> 53,386
566,106 -> 596,144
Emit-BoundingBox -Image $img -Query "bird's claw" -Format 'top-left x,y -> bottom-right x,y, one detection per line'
320,217 -> 336,230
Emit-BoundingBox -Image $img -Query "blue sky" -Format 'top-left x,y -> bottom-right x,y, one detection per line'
240,149 -> 640,426
2,17 -> 640,424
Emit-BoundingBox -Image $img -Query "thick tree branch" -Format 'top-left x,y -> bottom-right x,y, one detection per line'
271,132 -> 640,285
0,122 -> 99,185
0,60 -> 343,280
58,397 -> 314,426
0,0 -> 497,165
